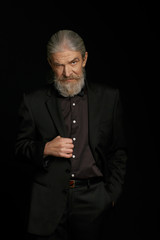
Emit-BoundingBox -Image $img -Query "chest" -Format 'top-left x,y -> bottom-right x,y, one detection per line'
59,95 -> 88,137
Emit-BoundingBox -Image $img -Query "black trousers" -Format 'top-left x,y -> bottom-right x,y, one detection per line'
25,181 -> 112,240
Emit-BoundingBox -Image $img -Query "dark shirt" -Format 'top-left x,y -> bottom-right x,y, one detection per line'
58,89 -> 103,179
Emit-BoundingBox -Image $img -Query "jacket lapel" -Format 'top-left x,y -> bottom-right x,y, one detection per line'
45,88 -> 67,137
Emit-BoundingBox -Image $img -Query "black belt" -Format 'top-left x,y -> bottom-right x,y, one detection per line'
69,177 -> 103,188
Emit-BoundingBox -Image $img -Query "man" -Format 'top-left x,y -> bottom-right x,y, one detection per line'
15,30 -> 127,240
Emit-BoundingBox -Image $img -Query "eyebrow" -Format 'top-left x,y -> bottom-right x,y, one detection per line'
54,57 -> 80,66
69,57 -> 80,63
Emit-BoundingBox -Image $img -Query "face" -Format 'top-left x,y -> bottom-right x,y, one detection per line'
48,50 -> 88,97
49,50 -> 88,80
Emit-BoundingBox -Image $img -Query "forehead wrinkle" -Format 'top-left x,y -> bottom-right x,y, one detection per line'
52,51 -> 81,65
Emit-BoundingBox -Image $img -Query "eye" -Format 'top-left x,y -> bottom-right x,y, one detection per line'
71,61 -> 77,65
70,58 -> 79,65
54,63 -> 63,68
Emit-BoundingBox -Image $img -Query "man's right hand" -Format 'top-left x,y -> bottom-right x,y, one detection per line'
43,136 -> 74,158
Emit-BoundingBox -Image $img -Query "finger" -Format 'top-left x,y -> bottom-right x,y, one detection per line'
60,148 -> 73,154
65,143 -> 74,149
60,153 -> 73,158
61,137 -> 73,144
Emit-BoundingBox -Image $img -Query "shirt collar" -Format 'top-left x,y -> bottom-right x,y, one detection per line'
56,85 -> 86,98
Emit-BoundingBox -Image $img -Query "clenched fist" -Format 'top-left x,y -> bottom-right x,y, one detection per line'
43,136 -> 74,158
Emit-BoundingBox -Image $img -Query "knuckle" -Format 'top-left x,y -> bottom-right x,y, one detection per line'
60,147 -> 64,152
60,143 -> 64,148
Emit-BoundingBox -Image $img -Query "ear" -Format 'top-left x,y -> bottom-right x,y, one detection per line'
82,52 -> 88,67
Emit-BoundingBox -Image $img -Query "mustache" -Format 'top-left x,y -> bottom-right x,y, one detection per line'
58,75 -> 81,82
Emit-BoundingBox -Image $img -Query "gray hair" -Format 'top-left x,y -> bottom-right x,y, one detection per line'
47,30 -> 86,59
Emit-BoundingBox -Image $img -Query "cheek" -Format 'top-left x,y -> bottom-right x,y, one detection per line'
73,65 -> 83,75
53,68 -> 62,77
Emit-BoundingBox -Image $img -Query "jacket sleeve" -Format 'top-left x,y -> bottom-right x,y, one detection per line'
106,89 -> 127,203
15,93 -> 47,169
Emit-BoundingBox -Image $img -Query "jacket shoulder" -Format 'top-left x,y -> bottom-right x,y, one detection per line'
19,85 -> 56,111
24,84 -> 50,98
88,81 -> 119,96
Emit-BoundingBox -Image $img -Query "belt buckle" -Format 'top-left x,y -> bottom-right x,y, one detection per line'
69,180 -> 75,188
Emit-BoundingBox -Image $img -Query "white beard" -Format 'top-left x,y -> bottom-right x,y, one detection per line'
53,69 -> 85,97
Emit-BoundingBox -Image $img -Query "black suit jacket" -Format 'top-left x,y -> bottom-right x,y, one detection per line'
15,81 -> 127,236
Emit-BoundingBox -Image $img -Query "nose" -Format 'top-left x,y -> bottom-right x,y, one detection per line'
63,65 -> 72,77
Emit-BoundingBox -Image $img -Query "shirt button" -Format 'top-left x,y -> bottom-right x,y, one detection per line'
72,155 -> 76,158
73,137 -> 76,141
73,120 -> 76,124
71,174 -> 75,178
72,103 -> 76,106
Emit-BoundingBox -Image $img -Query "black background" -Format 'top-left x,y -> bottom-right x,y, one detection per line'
1,1 -> 159,239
